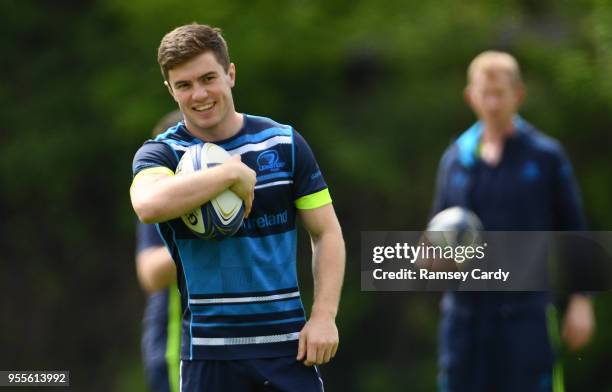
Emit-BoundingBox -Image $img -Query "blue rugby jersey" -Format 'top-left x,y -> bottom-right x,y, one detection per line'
132,114 -> 331,360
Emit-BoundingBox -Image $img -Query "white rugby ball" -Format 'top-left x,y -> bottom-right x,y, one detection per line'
175,143 -> 245,240
426,206 -> 483,248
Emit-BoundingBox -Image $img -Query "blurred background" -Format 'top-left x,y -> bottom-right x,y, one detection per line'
2,0 -> 612,390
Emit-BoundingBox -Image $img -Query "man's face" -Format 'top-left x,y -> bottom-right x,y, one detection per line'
167,51 -> 236,137
465,71 -> 523,125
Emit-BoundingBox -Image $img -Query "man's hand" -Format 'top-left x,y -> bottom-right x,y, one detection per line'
296,315 -> 339,366
562,294 -> 595,351
225,155 -> 256,217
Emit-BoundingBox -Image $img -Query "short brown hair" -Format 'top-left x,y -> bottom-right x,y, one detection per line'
467,51 -> 523,86
157,23 -> 230,82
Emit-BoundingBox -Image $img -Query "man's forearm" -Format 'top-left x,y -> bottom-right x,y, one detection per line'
131,165 -> 237,224
310,228 -> 345,319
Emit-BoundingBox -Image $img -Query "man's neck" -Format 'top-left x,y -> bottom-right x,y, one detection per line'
482,118 -> 515,145
188,112 -> 244,142
479,117 -> 515,166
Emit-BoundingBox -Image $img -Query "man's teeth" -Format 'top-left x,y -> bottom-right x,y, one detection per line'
194,103 -> 214,111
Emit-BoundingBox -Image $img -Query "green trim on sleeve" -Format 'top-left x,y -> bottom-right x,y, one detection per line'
165,282 -> 181,392
130,166 -> 174,192
295,188 -> 332,210
134,166 -> 175,180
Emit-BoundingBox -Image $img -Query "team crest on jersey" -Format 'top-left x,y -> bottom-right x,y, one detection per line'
521,160 -> 540,181
257,150 -> 286,172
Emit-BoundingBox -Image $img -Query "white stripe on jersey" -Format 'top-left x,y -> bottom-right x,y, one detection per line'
189,291 -> 299,305
255,180 -> 293,190
168,143 -> 189,152
227,135 -> 292,156
193,332 -> 300,346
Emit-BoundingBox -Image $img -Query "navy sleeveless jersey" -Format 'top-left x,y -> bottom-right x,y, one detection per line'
132,114 -> 330,360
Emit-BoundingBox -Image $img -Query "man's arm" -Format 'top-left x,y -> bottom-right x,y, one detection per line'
134,222 -> 176,293
136,246 -> 176,293
550,147 -> 595,350
130,155 -> 256,224
296,204 -> 345,366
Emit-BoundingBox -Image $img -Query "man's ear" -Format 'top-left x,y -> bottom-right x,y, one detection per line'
164,80 -> 177,102
228,63 -> 236,88
463,86 -> 473,108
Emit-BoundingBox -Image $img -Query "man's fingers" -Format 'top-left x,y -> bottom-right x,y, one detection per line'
305,341 -> 317,366
296,330 -> 308,361
322,346 -> 332,364
316,344 -> 325,365
243,182 -> 255,219
244,195 -> 253,218
331,341 -> 338,358
305,341 -> 337,365
297,332 -> 306,361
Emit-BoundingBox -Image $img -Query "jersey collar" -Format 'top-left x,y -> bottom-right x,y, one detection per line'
456,115 -> 527,168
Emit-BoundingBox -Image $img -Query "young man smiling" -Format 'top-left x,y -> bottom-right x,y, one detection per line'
130,24 -> 345,392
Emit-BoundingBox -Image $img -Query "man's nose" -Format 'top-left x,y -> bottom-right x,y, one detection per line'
484,96 -> 501,110
192,83 -> 209,100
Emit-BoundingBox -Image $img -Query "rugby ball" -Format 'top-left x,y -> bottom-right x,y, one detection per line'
175,143 -> 245,240
426,206 -> 483,247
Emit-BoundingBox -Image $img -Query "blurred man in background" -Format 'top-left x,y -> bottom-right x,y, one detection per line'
430,51 -> 595,391
136,110 -> 183,392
